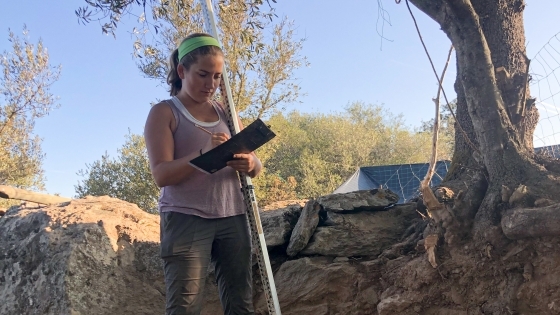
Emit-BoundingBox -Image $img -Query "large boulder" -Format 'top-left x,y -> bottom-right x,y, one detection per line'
260,205 -> 302,247
0,196 -> 164,315
286,190 -> 416,257
286,199 -> 321,256
317,189 -> 400,212
254,257 -> 380,315
301,203 -> 418,257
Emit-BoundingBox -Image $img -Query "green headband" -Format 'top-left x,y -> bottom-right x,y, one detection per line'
178,36 -> 221,61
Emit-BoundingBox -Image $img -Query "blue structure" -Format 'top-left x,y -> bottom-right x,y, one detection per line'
333,161 -> 451,203
333,144 -> 560,203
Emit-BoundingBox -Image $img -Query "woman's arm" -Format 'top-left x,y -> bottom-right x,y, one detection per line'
144,102 -> 199,187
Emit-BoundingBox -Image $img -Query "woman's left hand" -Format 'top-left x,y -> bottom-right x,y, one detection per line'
227,154 -> 256,173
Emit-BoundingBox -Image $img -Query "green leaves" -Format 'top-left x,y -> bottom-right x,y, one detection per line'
128,0 -> 306,120
253,102 -> 454,201
76,0 -> 271,37
0,27 -> 60,196
76,102 -> 453,211
420,100 -> 456,159
75,132 -> 160,213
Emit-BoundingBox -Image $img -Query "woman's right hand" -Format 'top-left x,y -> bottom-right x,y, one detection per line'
200,132 -> 228,155
211,132 -> 230,148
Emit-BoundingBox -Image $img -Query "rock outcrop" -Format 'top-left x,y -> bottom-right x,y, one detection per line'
300,203 -> 417,257
316,189 -> 399,212
260,204 -> 301,247
286,199 -> 320,256
1,189 -> 408,315
0,197 -> 164,315
9,189 -> 560,314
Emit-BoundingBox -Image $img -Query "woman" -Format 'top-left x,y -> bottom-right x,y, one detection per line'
144,33 -> 260,315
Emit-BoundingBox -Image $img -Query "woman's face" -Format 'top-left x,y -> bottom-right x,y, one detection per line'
179,53 -> 224,104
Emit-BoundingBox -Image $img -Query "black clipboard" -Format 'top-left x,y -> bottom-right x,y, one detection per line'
189,118 -> 276,174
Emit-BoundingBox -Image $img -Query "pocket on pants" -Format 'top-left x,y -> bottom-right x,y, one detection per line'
160,211 -> 198,259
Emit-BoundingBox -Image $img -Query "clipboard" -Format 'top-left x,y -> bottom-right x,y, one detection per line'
189,118 -> 276,174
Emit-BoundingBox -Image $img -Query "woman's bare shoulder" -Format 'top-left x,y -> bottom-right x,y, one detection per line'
146,100 -> 177,131
150,100 -> 173,115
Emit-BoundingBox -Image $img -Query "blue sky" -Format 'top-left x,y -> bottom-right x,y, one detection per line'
1,1 -> 559,197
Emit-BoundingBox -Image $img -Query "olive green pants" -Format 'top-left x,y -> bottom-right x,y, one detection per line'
160,212 -> 254,315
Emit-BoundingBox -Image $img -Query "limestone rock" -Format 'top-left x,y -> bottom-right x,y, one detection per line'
260,205 -> 302,247
253,257 -> 379,315
376,291 -> 423,315
377,295 -> 412,315
333,257 -> 349,263
0,196 -> 231,315
317,189 -> 399,212
0,194 -> 416,315
0,196 -> 164,315
301,203 -> 418,257
286,199 -> 321,256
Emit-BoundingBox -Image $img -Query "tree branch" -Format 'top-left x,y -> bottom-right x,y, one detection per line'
421,45 -> 454,216
407,0 -> 446,25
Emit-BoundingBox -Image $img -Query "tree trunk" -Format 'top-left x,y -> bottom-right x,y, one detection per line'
408,0 -> 560,244
471,0 -> 538,151
443,72 -> 486,228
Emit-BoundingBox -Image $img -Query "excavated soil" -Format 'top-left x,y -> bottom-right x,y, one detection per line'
370,236 -> 560,315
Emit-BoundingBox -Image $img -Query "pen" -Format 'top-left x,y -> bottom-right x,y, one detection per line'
195,124 -> 213,135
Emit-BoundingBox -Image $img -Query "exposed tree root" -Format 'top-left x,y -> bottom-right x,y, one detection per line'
502,203 -> 560,239
373,227 -> 560,315
379,219 -> 427,260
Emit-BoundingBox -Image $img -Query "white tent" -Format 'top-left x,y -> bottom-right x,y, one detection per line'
333,161 -> 451,203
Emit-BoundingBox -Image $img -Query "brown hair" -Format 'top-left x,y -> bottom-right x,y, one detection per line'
167,33 -> 223,96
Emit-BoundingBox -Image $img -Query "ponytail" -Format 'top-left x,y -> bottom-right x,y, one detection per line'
167,48 -> 182,96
